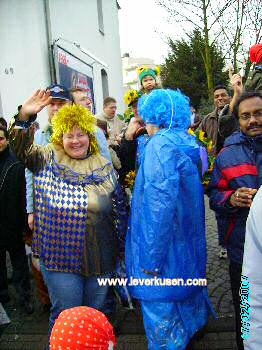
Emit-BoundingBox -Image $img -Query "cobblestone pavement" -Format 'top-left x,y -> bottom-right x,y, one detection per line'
0,197 -> 237,349
205,196 -> 234,318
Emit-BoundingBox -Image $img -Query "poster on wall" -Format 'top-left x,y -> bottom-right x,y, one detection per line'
54,46 -> 95,113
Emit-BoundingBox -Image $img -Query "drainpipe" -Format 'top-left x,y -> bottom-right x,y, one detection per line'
43,0 -> 56,83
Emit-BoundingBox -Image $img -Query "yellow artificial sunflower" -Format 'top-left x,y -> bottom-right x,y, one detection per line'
136,65 -> 149,75
207,140 -> 213,153
188,128 -> 195,136
208,162 -> 214,172
154,66 -> 161,76
124,89 -> 139,106
199,130 -> 206,142
125,170 -> 136,191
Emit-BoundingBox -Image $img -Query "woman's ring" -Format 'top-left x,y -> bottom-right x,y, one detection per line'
236,192 -> 239,198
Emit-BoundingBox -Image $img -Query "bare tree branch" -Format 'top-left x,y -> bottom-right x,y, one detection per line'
155,0 -> 262,94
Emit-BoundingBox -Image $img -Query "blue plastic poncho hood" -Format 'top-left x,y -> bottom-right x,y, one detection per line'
138,89 -> 191,129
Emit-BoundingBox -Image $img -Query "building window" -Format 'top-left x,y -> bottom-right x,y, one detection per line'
97,0 -> 104,35
101,69 -> 109,100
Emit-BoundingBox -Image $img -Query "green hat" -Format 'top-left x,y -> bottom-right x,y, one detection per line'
137,65 -> 160,84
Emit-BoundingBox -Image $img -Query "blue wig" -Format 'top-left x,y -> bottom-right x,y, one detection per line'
138,89 -> 191,130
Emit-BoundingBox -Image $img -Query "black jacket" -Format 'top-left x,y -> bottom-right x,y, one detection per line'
117,127 -> 148,185
117,138 -> 137,185
0,146 -> 26,247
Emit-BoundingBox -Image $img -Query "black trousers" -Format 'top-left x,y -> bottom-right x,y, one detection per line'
229,260 -> 244,350
0,243 -> 31,302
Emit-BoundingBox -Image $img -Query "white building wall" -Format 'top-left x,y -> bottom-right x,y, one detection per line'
0,0 -> 50,124
0,0 -> 124,125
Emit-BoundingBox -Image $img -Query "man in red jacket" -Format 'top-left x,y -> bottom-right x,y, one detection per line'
207,91 -> 262,350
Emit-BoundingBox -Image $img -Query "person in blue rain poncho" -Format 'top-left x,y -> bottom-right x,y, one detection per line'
125,89 -> 213,350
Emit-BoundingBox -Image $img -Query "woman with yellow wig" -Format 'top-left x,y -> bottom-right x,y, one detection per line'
9,90 -> 126,348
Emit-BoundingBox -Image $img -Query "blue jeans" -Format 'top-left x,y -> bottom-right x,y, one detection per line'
40,262 -> 115,347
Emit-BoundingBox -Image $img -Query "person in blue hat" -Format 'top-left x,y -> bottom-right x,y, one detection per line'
126,89 -> 214,349
20,84 -> 72,309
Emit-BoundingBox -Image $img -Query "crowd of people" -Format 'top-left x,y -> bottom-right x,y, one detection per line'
0,42 -> 262,350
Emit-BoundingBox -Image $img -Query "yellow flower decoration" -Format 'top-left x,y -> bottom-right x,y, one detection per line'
199,130 -> 206,142
125,170 -> 137,191
207,140 -> 213,154
187,127 -> 216,187
124,89 -> 139,106
188,128 -> 195,136
136,65 -> 160,77
154,66 -> 161,76
202,179 -> 209,186
136,65 -> 150,75
208,162 -> 214,172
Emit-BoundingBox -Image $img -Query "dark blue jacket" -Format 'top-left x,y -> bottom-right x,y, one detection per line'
207,131 -> 262,264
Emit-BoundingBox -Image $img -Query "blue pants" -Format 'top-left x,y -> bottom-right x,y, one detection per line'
141,293 -> 210,350
141,300 -> 191,350
41,262 -> 115,347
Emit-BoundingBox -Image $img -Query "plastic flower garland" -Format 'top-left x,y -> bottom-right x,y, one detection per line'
188,128 -> 215,187
125,170 -> 136,191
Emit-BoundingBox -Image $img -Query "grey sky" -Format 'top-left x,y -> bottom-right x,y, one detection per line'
118,0 -> 255,67
118,0 -> 179,64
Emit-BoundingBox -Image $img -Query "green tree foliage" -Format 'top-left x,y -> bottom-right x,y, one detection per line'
161,30 -> 228,108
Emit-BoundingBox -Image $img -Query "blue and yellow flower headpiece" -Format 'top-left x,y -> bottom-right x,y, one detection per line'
137,65 -> 160,84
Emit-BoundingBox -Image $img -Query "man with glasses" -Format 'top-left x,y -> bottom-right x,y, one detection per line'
207,91 -> 262,350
